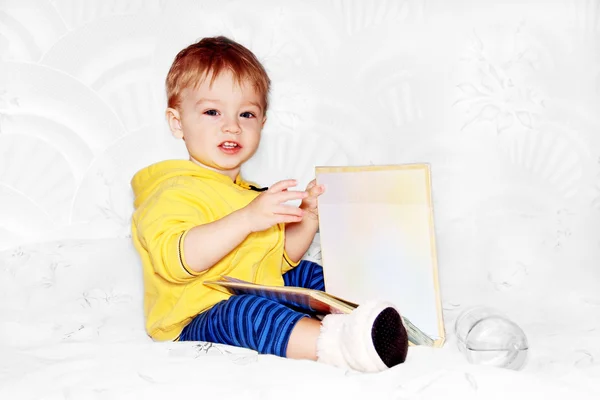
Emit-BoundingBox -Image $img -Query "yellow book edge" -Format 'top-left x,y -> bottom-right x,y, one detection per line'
204,277 -> 436,347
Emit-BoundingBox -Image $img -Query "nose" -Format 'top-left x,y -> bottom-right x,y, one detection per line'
222,116 -> 241,134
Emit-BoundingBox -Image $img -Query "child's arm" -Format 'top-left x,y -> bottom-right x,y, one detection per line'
284,180 -> 325,263
184,179 -> 308,273
182,209 -> 254,273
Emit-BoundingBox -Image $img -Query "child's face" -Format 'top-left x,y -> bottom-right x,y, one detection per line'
167,70 -> 266,180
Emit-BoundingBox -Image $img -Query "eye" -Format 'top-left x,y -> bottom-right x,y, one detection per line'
204,109 -> 219,116
240,111 -> 256,119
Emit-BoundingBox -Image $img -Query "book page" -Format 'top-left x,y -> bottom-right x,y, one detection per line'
316,165 -> 445,344
203,279 -> 355,315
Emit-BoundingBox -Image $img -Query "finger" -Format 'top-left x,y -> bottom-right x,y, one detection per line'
269,179 -> 298,193
307,184 -> 325,197
305,179 -> 316,190
301,198 -> 318,209
274,204 -> 305,217
273,190 -> 308,203
275,214 -> 303,224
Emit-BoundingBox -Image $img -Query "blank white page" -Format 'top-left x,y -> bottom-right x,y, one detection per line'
316,165 -> 445,344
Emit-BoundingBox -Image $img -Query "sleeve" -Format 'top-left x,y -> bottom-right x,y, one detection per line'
281,246 -> 301,274
134,185 -> 212,283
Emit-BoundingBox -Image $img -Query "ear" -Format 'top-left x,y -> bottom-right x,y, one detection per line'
261,114 -> 267,129
166,108 -> 184,139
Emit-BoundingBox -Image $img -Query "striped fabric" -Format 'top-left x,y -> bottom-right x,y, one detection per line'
283,260 -> 325,292
179,260 -> 325,357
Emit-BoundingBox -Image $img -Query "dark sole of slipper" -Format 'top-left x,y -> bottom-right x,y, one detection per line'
371,307 -> 409,368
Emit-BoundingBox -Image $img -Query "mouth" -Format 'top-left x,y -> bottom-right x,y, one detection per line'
219,141 -> 241,150
218,140 -> 242,155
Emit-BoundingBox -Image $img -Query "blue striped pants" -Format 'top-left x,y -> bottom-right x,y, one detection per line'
178,260 -> 325,357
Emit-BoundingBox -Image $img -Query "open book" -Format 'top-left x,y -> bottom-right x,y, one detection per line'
204,276 -> 435,346
206,163 -> 445,347
315,164 -> 445,347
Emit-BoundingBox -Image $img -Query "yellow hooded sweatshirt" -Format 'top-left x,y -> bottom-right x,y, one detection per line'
131,160 -> 299,341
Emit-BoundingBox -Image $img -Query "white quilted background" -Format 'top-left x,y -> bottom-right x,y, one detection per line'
1,0 -> 600,391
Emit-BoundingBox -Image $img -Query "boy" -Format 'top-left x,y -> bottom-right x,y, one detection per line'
131,36 -> 408,372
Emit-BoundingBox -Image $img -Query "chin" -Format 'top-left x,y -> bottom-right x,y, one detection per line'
212,160 -> 241,171
219,156 -> 250,169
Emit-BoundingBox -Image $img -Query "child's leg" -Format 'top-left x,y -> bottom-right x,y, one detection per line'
179,294 -> 318,359
284,261 -> 409,372
285,300 -> 410,369
317,301 -> 409,372
286,317 -> 321,359
179,293 -> 408,370
181,267 -> 409,371
283,260 -> 325,290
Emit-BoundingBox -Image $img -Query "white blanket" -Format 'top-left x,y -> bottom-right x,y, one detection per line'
1,238 -> 598,399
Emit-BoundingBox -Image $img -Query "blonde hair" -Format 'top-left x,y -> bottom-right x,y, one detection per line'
166,36 -> 271,112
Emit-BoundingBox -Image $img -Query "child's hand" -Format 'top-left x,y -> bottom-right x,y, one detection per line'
300,179 -> 325,221
241,179 -> 308,233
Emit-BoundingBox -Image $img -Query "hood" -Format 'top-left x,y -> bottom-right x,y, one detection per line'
131,160 -> 248,209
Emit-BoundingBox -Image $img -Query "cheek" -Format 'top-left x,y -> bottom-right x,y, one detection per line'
181,130 -> 207,149
248,130 -> 261,146
181,118 -> 209,138
187,134 -> 209,148
241,120 -> 262,135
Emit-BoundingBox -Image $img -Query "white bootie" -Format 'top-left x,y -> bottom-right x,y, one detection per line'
316,301 -> 409,373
